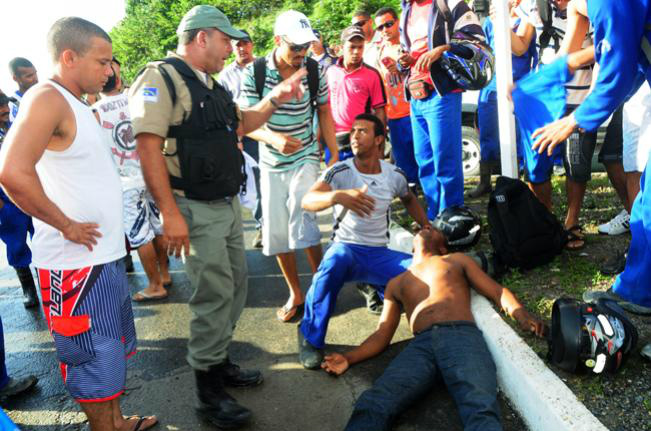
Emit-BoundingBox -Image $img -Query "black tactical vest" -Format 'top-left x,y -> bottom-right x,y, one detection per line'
158,57 -> 244,201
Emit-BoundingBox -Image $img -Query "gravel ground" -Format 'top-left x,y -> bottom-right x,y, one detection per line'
393,172 -> 651,431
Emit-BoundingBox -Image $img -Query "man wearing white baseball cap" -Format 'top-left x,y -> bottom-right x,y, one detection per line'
239,10 -> 339,323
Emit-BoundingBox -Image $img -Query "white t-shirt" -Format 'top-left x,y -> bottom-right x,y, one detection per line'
515,0 -> 594,106
320,158 -> 409,247
93,92 -> 145,190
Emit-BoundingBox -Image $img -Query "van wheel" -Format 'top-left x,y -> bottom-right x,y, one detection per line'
462,126 -> 481,178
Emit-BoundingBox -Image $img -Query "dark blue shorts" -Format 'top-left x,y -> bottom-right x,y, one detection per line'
37,260 -> 136,402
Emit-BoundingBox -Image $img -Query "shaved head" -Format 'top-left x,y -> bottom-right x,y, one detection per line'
47,17 -> 111,63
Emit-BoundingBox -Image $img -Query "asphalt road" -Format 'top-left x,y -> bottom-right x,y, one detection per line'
1,210 -> 527,431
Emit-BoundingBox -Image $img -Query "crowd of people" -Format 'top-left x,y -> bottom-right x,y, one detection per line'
0,0 -> 650,430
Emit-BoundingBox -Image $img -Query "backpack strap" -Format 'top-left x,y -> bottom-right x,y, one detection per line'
537,0 -> 560,54
305,56 -> 320,113
253,57 -> 267,101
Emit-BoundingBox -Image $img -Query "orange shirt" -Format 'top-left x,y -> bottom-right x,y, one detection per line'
377,41 -> 411,119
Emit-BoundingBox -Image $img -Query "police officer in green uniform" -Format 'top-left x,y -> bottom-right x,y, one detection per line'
129,5 -> 307,429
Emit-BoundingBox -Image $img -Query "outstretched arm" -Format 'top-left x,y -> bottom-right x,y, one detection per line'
456,254 -> 545,337
240,68 -> 308,134
322,279 -> 402,375
399,191 -> 430,229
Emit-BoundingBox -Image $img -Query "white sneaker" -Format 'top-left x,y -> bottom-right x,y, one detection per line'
598,209 -> 630,235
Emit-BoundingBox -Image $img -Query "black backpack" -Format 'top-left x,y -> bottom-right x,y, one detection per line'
487,176 -> 567,270
253,56 -> 320,116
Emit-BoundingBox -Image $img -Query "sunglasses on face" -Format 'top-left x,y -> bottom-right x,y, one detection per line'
376,20 -> 395,31
353,19 -> 368,27
282,37 -> 311,52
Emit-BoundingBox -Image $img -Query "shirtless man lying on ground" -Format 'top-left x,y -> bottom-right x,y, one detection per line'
322,226 -> 545,431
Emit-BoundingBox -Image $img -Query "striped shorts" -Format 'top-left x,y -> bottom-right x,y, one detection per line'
37,260 -> 137,403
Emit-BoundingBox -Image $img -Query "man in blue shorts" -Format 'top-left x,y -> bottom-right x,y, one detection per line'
0,17 -> 156,431
297,113 -> 430,369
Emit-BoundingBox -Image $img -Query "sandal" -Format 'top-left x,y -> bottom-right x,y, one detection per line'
132,289 -> 168,302
565,225 -> 586,251
123,415 -> 158,431
276,303 -> 304,323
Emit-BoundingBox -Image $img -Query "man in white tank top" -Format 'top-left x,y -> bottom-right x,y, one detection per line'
0,17 -> 157,431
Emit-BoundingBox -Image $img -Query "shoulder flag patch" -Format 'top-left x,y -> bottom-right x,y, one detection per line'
142,87 -> 159,103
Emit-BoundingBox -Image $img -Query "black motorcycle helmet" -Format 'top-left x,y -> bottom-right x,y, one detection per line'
548,297 -> 638,374
432,205 -> 482,249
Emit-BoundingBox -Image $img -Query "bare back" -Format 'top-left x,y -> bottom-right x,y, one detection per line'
389,253 -> 475,333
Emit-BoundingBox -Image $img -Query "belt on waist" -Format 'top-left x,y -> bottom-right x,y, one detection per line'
414,320 -> 477,335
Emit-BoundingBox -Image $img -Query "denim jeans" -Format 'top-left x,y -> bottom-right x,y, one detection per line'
345,322 -> 502,431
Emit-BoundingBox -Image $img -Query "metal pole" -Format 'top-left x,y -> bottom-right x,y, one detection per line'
493,0 -> 518,178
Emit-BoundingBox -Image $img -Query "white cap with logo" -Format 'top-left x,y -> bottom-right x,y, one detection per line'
274,10 -> 318,45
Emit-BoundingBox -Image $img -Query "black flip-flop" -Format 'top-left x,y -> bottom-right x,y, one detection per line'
124,415 -> 158,431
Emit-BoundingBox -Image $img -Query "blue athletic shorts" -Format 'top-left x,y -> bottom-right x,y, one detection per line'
37,260 -> 136,403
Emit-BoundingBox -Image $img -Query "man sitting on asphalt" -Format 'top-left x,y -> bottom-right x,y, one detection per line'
297,113 -> 430,369
322,226 -> 545,431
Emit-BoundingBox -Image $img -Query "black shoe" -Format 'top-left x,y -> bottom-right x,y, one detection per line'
195,369 -> 251,429
297,326 -> 323,370
356,284 -> 383,315
215,359 -> 263,388
600,248 -> 627,276
252,229 -> 263,249
15,267 -> 38,309
0,376 -> 38,401
124,254 -> 135,273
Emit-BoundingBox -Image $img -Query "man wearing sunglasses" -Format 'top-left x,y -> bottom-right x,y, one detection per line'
352,10 -> 381,67
239,10 -> 339,323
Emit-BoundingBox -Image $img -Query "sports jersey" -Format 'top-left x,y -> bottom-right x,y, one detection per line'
320,158 -> 408,246
93,93 -> 144,190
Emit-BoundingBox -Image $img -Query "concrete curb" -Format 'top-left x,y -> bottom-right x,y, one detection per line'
388,224 -> 609,431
